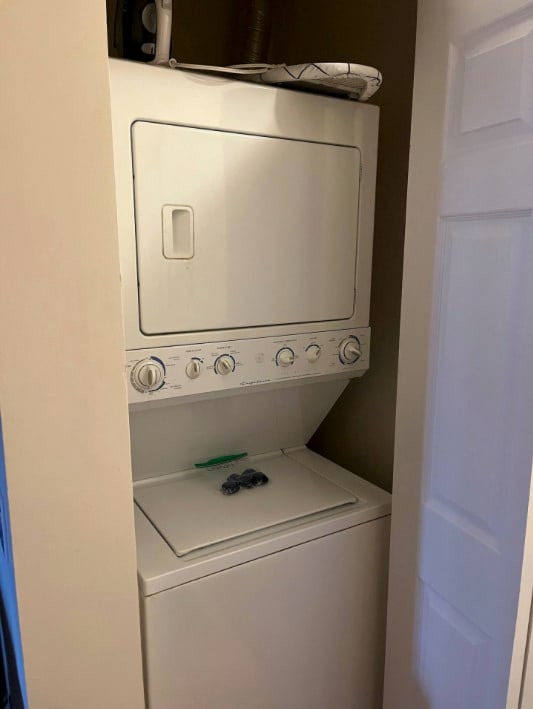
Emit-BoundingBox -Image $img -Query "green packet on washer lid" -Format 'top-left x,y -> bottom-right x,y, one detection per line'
194,452 -> 248,469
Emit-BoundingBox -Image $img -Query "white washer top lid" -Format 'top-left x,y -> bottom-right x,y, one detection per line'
134,454 -> 357,557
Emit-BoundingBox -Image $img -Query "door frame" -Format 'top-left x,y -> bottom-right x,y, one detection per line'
383,0 -> 450,704
508,461 -> 533,708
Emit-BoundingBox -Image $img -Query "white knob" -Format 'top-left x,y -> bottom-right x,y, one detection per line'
339,337 -> 362,365
185,358 -> 202,379
306,345 -> 321,363
277,348 -> 295,367
215,354 -> 235,376
131,358 -> 165,392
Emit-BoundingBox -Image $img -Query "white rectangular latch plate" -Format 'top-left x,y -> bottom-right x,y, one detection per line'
162,205 -> 194,259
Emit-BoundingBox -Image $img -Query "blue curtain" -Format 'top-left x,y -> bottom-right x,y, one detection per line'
0,416 -> 27,708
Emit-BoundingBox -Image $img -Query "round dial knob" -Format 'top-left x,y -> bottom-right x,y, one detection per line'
131,358 -> 165,392
339,337 -> 362,365
305,344 -> 321,363
185,358 -> 202,380
276,347 -> 295,367
214,354 -> 235,376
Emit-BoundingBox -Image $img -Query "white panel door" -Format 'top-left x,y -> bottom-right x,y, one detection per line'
385,2 -> 533,707
132,122 -> 360,335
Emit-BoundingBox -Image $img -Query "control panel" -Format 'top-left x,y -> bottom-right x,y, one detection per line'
126,328 -> 370,404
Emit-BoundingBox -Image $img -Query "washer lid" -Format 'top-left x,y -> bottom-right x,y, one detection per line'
134,455 -> 357,557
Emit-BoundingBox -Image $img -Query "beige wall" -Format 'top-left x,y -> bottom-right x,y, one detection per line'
0,2 -> 144,707
269,0 -> 418,491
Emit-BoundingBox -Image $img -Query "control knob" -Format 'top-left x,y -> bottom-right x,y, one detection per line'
185,358 -> 202,379
214,354 -> 235,375
276,347 -> 295,367
339,337 -> 362,365
305,344 -> 321,363
131,358 -> 165,392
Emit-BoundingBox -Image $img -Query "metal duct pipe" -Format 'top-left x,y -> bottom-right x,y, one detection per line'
243,0 -> 272,64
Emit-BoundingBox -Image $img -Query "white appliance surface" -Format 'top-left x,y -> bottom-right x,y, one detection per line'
129,379 -> 349,479
133,122 -> 361,335
136,448 -> 391,709
126,328 -> 369,404
135,447 -> 391,595
108,59 -> 379,352
110,59 -> 385,709
134,451 -> 357,557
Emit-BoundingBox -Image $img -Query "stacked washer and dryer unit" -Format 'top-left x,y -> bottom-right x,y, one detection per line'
109,58 -> 391,709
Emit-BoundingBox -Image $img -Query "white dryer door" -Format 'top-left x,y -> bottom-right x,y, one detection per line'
132,122 -> 360,335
